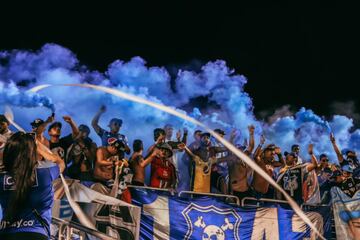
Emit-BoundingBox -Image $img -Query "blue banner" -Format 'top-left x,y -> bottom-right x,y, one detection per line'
131,189 -> 332,240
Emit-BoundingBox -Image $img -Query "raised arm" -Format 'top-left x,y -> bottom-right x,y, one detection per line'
181,128 -> 188,145
253,134 -> 265,159
147,133 -> 165,155
63,116 -> 79,138
330,133 -> 344,163
306,144 -> 318,172
91,105 -> 106,135
247,125 -> 255,154
229,129 -> 237,144
36,114 -> 54,136
138,149 -> 159,168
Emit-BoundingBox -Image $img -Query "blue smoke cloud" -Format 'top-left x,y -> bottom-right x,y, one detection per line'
0,43 -> 359,165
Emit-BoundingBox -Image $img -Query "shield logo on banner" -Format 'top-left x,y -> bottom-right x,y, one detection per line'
182,203 -> 241,240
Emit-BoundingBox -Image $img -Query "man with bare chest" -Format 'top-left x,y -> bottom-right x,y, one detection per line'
93,137 -> 128,182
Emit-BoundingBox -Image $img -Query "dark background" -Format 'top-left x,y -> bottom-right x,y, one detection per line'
1,2 -> 358,122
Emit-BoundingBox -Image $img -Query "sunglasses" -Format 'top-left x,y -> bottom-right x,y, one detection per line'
321,158 -> 329,162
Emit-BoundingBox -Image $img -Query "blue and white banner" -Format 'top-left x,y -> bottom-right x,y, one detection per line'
332,187 -> 360,240
52,180 -> 141,240
131,189 -> 332,240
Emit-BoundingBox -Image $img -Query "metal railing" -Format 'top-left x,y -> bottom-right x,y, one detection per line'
52,217 -> 117,240
179,190 -> 240,206
241,197 -> 332,209
241,197 -> 289,207
127,185 -> 176,195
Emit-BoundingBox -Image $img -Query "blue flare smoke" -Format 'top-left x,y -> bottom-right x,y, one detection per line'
0,43 -> 359,166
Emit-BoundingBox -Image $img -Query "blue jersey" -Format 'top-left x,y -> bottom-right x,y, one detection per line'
97,128 -> 129,149
0,161 -> 59,237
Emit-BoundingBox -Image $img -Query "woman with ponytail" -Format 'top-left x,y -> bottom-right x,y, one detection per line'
0,132 -> 64,240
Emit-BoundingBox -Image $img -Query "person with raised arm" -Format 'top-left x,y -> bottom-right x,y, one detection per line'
252,144 -> 284,198
130,139 -> 160,186
276,144 -> 320,204
91,105 -> 130,154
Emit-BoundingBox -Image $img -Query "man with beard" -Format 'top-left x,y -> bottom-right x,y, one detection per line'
92,137 -> 132,202
252,144 -> 284,198
276,144 -> 320,204
92,105 -> 130,154
43,116 -> 79,163
184,132 -> 228,193
66,124 -> 97,181
0,115 -> 12,171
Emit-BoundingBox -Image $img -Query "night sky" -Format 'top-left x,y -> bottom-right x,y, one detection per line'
1,2 -> 358,123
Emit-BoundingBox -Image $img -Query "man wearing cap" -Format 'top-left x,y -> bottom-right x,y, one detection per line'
31,117 -> 50,148
336,165 -> 360,197
0,115 -> 13,171
184,132 -> 228,193
149,142 -> 177,189
36,114 -> 79,163
276,144 -> 320,204
93,137 -> 129,182
66,124 -> 97,181
92,137 -> 132,202
252,143 -> 284,198
91,105 -> 130,154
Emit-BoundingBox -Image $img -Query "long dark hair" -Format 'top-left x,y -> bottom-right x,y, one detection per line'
3,132 -> 38,221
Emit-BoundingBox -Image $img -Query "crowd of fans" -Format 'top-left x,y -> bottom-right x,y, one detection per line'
1,105 -> 360,238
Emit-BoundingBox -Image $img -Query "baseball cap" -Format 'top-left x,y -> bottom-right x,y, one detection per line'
214,129 -> 226,135
201,132 -> 211,138
157,142 -> 173,158
31,118 -> 44,128
109,118 -> 123,126
48,122 -> 62,131
264,144 -> 276,151
78,124 -> 90,134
